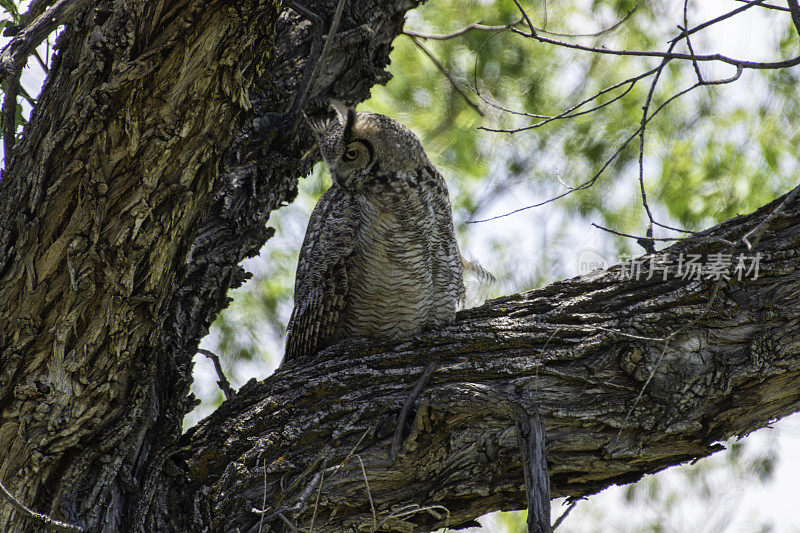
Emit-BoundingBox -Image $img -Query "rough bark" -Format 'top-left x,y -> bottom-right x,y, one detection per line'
0,0 -> 415,530
0,0 -> 798,532
165,187 -> 800,532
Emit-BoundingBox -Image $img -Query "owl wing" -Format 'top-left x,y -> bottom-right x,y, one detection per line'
283,186 -> 357,364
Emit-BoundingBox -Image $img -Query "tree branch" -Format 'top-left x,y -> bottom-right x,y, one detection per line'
172,185 -> 800,532
0,0 -> 92,82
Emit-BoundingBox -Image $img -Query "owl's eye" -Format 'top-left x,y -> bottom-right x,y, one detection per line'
342,148 -> 359,161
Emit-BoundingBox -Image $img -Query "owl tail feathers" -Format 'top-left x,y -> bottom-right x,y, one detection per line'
459,255 -> 495,310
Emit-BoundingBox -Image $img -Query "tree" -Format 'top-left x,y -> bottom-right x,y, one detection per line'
0,1 -> 798,532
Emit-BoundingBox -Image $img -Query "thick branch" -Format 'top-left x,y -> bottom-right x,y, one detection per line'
172,186 -> 800,532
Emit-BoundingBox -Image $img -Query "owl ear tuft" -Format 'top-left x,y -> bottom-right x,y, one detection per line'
303,111 -> 330,136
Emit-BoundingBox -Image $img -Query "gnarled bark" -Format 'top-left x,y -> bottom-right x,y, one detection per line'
0,0 -> 415,530
0,0 -> 798,531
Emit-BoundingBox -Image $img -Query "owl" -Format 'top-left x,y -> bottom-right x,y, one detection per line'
283,101 -> 492,363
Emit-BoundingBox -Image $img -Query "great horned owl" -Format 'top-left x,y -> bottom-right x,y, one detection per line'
283,101 -> 491,363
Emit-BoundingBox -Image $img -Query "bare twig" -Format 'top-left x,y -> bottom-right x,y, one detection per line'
407,5 -> 635,41
668,0 -> 768,44
0,0 -> 92,82
532,4 -> 637,38
512,0 -> 537,37
506,0 -> 799,70
787,0 -> 800,36
742,182 -> 800,249
552,501 -> 578,530
469,82 -> 702,223
476,66 -> 656,127
682,1 -> 704,83
407,35 -> 484,116
32,47 -> 48,73
257,459 -> 267,533
287,0 -> 347,116
374,504 -> 450,531
197,349 -> 235,400
391,360 -> 438,459
636,39 -> 679,240
276,512 -> 298,532
472,27 -> 510,94
651,220 -> 697,234
0,478 -> 85,532
356,456 -> 377,532
404,19 -> 521,40
309,464 -> 326,533
733,0 -> 790,12
591,223 -> 684,242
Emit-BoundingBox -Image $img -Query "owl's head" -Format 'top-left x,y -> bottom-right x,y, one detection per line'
308,101 -> 429,191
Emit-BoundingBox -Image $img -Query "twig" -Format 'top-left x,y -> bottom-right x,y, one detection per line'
32,47 -> 48,73
682,1 -> 704,84
405,9 -> 634,41
476,66 -> 654,126
257,458 -> 267,533
651,220 -> 697,234
552,501 -> 578,530
733,0 -> 790,12
0,479 -> 85,532
512,0 -> 537,38
287,0 -> 347,116
404,19 -> 521,40
591,223 -> 684,242
668,0 -> 768,44
742,182 -> 800,250
507,0 -> 799,70
788,0 -> 800,36
276,512 -> 298,532
308,463 -> 326,533
0,0 -> 93,82
356,455 -> 377,532
407,35 -> 484,116
636,38 -> 679,242
197,349 -> 235,400
531,4 -> 637,38
374,504 -> 449,530
391,360 -> 438,459
469,81 -> 703,223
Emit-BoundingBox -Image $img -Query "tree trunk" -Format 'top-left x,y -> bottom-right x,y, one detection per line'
0,0 -> 414,530
0,1 -> 798,532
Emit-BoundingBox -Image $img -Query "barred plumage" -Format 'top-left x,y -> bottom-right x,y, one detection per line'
283,101 -> 490,363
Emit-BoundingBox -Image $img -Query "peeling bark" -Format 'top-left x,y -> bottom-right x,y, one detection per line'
0,0 -> 798,532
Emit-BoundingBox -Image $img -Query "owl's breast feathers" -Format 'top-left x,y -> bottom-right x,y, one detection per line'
283,165 -> 463,363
